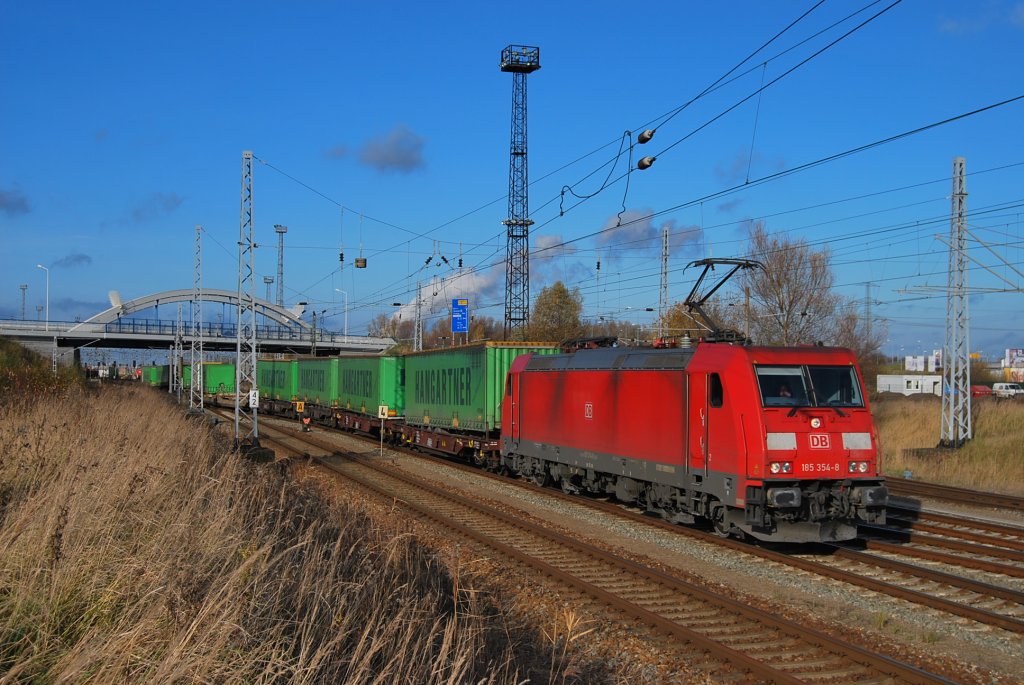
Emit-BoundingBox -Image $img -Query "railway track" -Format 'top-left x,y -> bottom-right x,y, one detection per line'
206,407 -> 1021,681
886,476 -> 1024,512
234,408 -> 1024,639
214,409 -> 1015,679
241,418 -> 959,685
859,518 -> 1024,579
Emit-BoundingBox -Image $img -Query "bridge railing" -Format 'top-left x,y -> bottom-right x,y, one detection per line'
1,318 -> 394,349
104,319 -> 311,340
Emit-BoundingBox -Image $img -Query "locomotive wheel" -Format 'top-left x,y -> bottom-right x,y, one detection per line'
530,470 -> 551,487
710,503 -> 731,538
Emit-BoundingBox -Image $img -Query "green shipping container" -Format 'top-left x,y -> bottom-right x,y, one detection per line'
295,358 -> 340,406
404,342 -> 558,433
203,363 -> 236,394
257,359 -> 298,401
181,363 -> 236,393
141,365 -> 168,387
337,356 -> 405,417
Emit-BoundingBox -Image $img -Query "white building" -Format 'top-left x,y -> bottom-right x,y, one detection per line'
877,374 -> 942,396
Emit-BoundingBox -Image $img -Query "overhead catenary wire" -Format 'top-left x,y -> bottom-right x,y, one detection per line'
245,5 -> 1015,335
254,1 -> 877,310
528,95 -> 1024,262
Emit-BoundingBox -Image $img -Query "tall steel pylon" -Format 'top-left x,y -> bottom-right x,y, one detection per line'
941,156 -> 971,447
189,224 -> 204,413
413,280 -> 423,352
235,150 -> 261,449
500,45 -> 540,339
660,225 -> 669,336
274,224 -> 287,306
173,303 -> 184,402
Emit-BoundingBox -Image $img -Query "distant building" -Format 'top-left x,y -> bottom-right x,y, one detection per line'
1002,348 -> 1024,382
877,374 -> 942,396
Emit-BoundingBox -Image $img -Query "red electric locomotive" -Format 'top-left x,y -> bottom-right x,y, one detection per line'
500,342 -> 886,542
499,260 -> 887,543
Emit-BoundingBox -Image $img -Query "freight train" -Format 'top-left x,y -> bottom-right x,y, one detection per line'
155,338 -> 886,543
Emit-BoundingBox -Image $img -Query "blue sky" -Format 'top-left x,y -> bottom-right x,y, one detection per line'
2,0 -> 1023,358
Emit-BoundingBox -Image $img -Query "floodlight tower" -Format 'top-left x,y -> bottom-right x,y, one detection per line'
274,224 -> 287,306
500,45 -> 540,339
263,276 -> 274,302
19,285 -> 27,320
941,156 -> 971,447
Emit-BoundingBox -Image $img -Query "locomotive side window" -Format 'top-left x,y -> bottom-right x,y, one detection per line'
709,373 -> 723,408
807,366 -> 864,407
755,366 -> 808,406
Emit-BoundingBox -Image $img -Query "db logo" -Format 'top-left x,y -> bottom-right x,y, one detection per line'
809,434 -> 831,449
584,402 -> 594,420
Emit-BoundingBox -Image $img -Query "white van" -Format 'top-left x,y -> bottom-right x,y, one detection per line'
992,382 -> 1024,398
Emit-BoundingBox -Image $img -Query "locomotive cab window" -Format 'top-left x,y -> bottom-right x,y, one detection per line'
755,366 -> 808,406
755,365 -> 864,408
807,365 -> 864,407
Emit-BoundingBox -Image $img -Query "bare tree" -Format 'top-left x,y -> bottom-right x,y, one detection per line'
743,221 -> 840,345
366,313 -> 392,337
832,304 -> 887,361
367,312 -> 414,353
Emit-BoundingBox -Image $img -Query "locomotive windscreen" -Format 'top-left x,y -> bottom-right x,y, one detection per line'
755,365 -> 864,408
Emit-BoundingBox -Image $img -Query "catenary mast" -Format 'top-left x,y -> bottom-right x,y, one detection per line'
189,224 -> 204,414
235,151 -> 261,451
941,156 -> 971,446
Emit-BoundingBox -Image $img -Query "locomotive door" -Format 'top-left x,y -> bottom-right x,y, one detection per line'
688,372 -> 709,476
506,372 -> 520,440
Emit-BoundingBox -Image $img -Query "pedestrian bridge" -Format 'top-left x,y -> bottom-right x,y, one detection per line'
0,288 -> 395,363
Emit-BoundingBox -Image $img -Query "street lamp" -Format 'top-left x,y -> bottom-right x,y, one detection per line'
36,264 -> 48,331
334,288 -> 349,340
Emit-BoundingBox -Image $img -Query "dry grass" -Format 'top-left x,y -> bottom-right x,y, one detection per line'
0,384 -> 617,684
872,394 -> 1024,496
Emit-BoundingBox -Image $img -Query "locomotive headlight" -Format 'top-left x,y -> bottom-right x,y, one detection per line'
810,417 -> 822,429
858,461 -> 869,473
770,462 -> 781,474
848,461 -> 869,473
769,461 -> 793,474
781,462 -> 793,473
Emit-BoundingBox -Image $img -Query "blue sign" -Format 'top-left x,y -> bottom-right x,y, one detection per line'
451,298 -> 469,334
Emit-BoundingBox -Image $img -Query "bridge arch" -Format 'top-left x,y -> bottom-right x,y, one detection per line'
71,289 -> 310,331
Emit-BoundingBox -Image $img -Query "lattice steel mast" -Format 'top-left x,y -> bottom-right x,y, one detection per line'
173,303 -> 184,401
941,156 -> 971,447
500,45 -> 540,339
189,224 -> 204,414
414,280 -> 423,352
660,225 -> 669,337
235,151 -> 261,449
